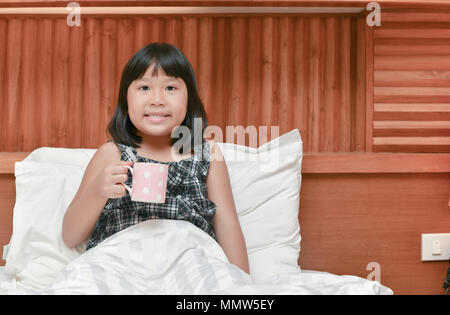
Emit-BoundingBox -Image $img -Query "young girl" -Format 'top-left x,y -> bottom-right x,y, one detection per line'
62,42 -> 249,274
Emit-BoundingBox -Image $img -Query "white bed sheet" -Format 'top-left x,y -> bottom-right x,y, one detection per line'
0,267 -> 14,291
0,269 -> 392,295
0,220 -> 393,295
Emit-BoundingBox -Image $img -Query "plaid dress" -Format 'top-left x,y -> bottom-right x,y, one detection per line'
86,140 -> 217,251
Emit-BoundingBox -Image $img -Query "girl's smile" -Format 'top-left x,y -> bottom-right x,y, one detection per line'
144,113 -> 170,123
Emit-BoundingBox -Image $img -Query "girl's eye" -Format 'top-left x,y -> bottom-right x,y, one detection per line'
166,85 -> 176,91
139,86 -> 149,91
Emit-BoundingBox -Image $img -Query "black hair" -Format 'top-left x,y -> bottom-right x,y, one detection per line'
107,42 -> 208,154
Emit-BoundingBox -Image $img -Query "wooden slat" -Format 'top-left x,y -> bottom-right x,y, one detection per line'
53,18 -> 69,148
375,38 -> 450,46
4,18 -> 21,152
374,103 -> 450,112
375,45 -> 450,56
374,56 -> 450,70
373,144 -> 450,153
373,129 -> 450,137
67,18 -> 85,148
20,18 -> 37,151
374,95 -> 450,103
340,17 -> 351,152
374,87 -> 450,96
374,71 -> 450,87
302,153 -> 450,173
365,20 -> 374,152
355,17 -> 366,152
100,18 -> 119,146
324,16 -> 338,151
84,18 -> 102,149
309,17 -> 321,152
373,137 -> 450,145
37,18 -> 52,148
381,10 -> 450,22
374,28 -> 450,39
0,152 -> 28,173
376,22 -> 450,30
279,17 -> 295,136
374,112 -> 450,121
374,121 -> 450,128
229,17 -> 247,129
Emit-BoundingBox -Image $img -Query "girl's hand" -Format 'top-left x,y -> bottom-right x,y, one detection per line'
94,161 -> 133,199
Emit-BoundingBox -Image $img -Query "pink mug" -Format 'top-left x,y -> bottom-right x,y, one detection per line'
121,162 -> 169,203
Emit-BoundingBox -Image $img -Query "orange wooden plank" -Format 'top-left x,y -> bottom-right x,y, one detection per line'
365,21 -> 374,152
0,152 -> 28,173
302,152 -> 450,173
374,103 -> 450,112
381,10 -> 450,22
67,18 -> 84,148
374,70 -> 450,87
374,28 -> 450,39
355,16 -> 366,152
246,16 -> 262,143
375,45 -> 450,56
20,18 -> 37,151
375,56 -> 450,70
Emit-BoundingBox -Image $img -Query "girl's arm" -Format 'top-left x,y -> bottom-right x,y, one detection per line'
62,142 -> 126,248
206,140 -> 250,274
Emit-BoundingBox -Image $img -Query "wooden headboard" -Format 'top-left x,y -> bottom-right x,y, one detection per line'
1,152 -> 449,295
1,1 -> 450,295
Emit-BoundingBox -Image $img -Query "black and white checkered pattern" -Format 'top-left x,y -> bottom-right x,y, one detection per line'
86,140 -> 217,251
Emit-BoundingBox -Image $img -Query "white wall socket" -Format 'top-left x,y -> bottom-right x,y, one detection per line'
421,233 -> 450,261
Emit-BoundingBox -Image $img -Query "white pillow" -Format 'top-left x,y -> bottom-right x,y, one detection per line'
4,149 -> 95,289
217,129 -> 302,281
4,129 -> 302,288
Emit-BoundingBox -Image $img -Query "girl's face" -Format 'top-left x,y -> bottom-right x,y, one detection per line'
127,64 -> 188,139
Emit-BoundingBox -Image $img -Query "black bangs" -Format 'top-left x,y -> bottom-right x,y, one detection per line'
134,43 -> 196,88
107,42 -> 208,154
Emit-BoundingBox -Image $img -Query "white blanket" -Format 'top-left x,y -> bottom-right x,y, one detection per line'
1,220 -> 392,295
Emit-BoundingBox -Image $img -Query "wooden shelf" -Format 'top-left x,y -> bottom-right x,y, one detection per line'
1,152 -> 450,174
0,152 -> 29,174
0,0 -> 449,10
302,153 -> 450,173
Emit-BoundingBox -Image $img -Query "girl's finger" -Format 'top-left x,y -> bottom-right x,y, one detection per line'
112,174 -> 128,184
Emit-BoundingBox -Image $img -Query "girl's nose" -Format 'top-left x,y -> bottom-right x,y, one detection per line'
150,91 -> 164,106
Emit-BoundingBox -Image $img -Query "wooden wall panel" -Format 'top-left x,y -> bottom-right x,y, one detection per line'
0,14 -> 364,153
299,172 -> 450,295
372,9 -> 450,153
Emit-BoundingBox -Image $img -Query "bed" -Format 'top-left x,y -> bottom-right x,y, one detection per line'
0,129 -> 392,295
1,0 -> 449,295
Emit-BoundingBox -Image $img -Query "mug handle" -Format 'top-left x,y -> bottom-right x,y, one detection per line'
121,165 -> 133,195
